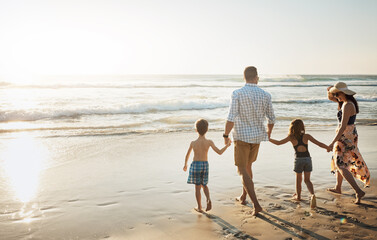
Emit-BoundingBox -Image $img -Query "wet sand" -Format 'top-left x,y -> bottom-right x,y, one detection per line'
0,126 -> 376,239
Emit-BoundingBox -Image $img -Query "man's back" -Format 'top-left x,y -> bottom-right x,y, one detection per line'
227,83 -> 275,143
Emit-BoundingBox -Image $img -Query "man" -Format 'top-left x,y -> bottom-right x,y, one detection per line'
223,66 -> 275,216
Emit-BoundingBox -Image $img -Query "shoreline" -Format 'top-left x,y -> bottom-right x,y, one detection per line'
0,125 -> 376,239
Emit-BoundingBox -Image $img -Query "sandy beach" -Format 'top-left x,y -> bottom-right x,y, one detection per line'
0,125 -> 376,239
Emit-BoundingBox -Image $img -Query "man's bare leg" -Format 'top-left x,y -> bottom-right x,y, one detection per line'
237,162 -> 253,205
238,166 -> 262,216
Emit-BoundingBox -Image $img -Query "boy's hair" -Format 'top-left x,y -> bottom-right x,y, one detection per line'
244,66 -> 258,81
289,119 -> 305,140
195,119 -> 208,136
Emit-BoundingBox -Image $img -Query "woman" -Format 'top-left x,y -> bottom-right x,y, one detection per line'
327,82 -> 370,204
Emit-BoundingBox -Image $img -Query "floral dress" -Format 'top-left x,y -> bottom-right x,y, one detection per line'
331,112 -> 370,187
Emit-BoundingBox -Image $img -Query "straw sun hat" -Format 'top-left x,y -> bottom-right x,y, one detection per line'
329,82 -> 356,95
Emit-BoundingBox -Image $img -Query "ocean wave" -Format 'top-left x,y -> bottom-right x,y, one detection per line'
2,82 -> 376,89
0,100 -> 229,122
273,97 -> 376,104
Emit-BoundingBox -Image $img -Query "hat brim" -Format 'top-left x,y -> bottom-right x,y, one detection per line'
329,87 -> 356,95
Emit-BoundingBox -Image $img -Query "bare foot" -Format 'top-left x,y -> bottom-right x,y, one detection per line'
250,206 -> 263,216
327,188 -> 341,194
310,195 -> 317,209
235,196 -> 248,205
194,207 -> 204,213
206,200 -> 212,212
291,193 -> 301,201
355,190 -> 365,204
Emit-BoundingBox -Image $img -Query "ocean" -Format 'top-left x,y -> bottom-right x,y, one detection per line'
0,75 -> 376,138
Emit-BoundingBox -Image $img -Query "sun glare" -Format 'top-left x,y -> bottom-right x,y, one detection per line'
1,133 -> 48,203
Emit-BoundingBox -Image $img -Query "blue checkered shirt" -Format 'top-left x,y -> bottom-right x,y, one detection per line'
227,83 -> 275,143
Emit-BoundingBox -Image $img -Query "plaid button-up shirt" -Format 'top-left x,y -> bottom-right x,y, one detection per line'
227,83 -> 275,143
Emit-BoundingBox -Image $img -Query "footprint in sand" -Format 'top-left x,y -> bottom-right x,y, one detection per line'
172,190 -> 189,194
97,202 -> 118,207
40,206 -> 57,211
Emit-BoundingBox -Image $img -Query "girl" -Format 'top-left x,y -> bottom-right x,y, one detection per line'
269,119 -> 329,208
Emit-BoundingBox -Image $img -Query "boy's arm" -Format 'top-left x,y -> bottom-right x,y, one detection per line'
269,136 -> 290,145
183,142 -> 193,171
210,140 -> 230,155
307,134 -> 330,150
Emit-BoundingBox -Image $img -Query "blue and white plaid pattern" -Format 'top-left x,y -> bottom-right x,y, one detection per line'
187,161 -> 209,186
227,83 -> 275,143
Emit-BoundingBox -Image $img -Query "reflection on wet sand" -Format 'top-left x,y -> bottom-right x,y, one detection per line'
1,133 -> 48,203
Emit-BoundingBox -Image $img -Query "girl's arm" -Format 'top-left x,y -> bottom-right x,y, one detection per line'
269,136 -> 291,145
210,140 -> 231,155
329,103 -> 353,149
183,142 -> 193,171
306,134 -> 330,150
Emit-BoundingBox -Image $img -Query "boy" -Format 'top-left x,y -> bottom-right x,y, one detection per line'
183,119 -> 231,212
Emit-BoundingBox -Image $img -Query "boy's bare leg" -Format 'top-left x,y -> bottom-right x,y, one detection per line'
338,168 -> 365,204
293,173 -> 302,201
202,185 -> 212,211
237,166 -> 262,216
195,185 -> 203,212
327,171 -> 343,194
237,162 -> 252,205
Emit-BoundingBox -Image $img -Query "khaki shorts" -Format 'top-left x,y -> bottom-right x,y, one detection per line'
234,141 -> 260,167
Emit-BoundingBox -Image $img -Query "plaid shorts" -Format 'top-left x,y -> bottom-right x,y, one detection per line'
187,161 -> 209,186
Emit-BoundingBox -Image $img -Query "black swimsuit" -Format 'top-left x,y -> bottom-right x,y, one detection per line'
337,110 -> 356,125
294,135 -> 310,158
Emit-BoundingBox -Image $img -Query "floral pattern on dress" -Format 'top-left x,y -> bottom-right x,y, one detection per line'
331,125 -> 370,187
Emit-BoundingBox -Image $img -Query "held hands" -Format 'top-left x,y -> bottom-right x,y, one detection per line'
224,136 -> 231,145
327,143 -> 334,152
226,139 -> 232,147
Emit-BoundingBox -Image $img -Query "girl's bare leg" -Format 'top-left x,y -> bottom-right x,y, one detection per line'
294,173 -> 302,201
304,172 -> 314,195
304,172 -> 317,208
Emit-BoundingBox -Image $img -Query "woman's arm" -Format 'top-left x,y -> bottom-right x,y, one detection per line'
327,86 -> 338,103
269,136 -> 291,145
210,140 -> 230,155
329,103 -> 353,148
183,142 -> 193,171
307,134 -> 329,150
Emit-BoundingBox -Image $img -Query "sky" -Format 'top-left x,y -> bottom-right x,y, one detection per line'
0,0 -> 376,76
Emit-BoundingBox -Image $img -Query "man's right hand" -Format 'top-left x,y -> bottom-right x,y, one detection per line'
224,136 -> 231,145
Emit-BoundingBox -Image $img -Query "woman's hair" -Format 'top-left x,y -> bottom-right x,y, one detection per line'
289,119 -> 305,139
337,94 -> 359,113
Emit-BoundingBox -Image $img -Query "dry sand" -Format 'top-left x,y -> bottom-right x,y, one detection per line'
0,126 -> 376,239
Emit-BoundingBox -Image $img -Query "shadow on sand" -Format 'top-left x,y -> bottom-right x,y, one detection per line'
202,212 -> 257,240
315,206 -> 377,231
257,211 -> 331,240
